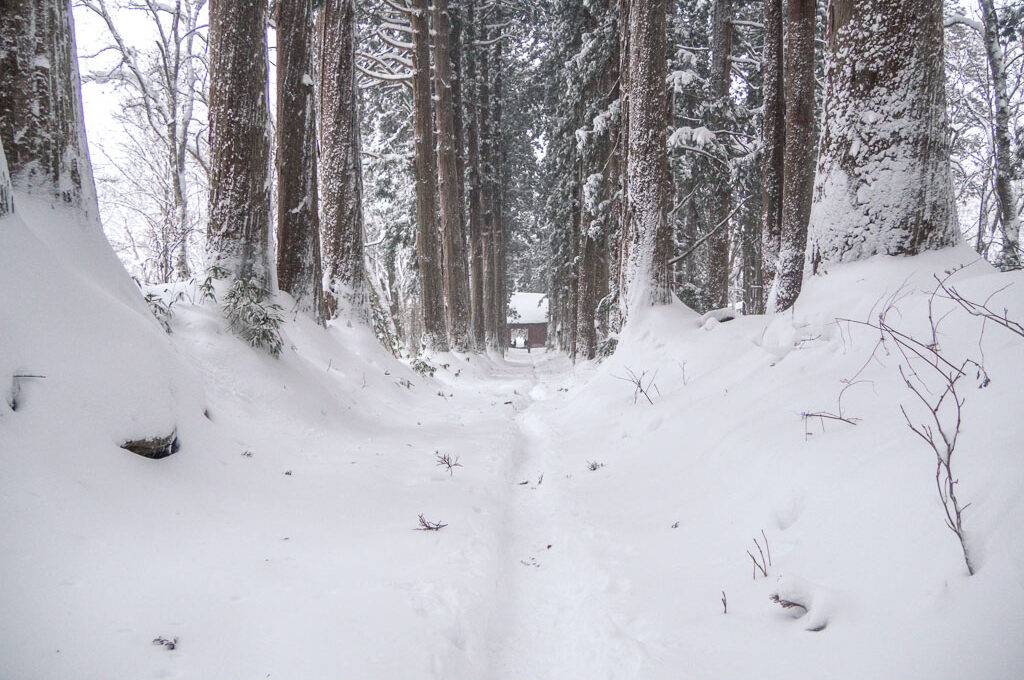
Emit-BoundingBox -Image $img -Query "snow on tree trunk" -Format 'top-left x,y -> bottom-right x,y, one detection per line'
410,0 -> 449,351
0,0 -> 100,221
615,0 -> 631,327
807,0 -> 956,271
489,34 -> 508,353
465,0 -> 486,349
620,0 -> 672,320
0,139 -> 13,216
317,0 -> 369,320
432,0 -> 473,352
577,10 -> 619,361
206,0 -> 273,288
705,0 -> 733,309
276,0 -> 324,321
450,5 -> 470,315
979,0 -> 1021,270
478,18 -> 496,349
771,0 -> 815,312
759,0 -> 784,314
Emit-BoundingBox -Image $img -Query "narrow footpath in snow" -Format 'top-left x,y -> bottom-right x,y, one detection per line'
434,350 -> 644,680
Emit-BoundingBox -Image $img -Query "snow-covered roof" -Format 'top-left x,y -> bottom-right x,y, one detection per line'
508,292 -> 548,324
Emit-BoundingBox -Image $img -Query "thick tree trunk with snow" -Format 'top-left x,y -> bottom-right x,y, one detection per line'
771,0 -> 815,312
450,5 -> 468,290
489,36 -> 507,353
478,19 -> 496,349
979,0 -> 1021,270
577,22 -> 619,361
206,0 -> 272,287
760,0 -> 784,313
706,0 -> 733,309
0,0 -> 100,220
410,0 -> 449,351
317,0 -> 369,320
616,0 -> 631,324
808,0 -> 956,270
464,0 -> 486,348
619,0 -> 672,321
276,0 -> 324,320
432,0 -> 473,351
0,140 -> 12,216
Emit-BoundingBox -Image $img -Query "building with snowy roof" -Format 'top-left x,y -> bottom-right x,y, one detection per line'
507,292 -> 548,349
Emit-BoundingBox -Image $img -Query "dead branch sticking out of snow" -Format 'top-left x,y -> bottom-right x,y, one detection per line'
934,266 -> 1024,340
613,367 -> 660,405
838,278 -> 995,576
769,593 -> 807,611
415,514 -> 447,531
747,531 -> 772,579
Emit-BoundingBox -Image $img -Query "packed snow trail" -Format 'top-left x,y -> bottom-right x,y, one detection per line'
433,350 -> 645,679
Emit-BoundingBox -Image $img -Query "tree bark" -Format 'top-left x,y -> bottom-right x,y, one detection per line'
489,34 -> 507,352
317,0 -> 369,320
771,0 -> 815,311
207,0 -> 272,287
464,0 -> 486,348
478,17 -> 496,348
0,0 -> 100,220
808,0 -> 956,269
409,0 -> 449,350
0,140 -> 12,216
979,0 -> 1021,270
759,0 -> 784,313
620,0 -> 672,320
432,0 -> 473,351
706,0 -> 733,309
277,0 -> 324,320
615,0 -> 631,326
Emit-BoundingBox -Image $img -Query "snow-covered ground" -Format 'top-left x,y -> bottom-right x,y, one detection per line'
2,198 -> 1023,678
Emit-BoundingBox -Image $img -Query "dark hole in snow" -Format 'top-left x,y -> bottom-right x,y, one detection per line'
121,430 -> 179,459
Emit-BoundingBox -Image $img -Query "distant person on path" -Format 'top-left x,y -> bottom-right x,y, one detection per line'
525,338 -> 531,353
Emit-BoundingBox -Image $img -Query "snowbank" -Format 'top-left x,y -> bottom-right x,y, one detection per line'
539,246 -> 1024,678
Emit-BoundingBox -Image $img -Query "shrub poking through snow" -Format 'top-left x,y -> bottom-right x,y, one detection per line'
410,357 -> 436,377
837,275 -> 1008,577
586,460 -> 605,471
435,451 -> 463,475
144,293 -> 176,333
223,278 -> 284,356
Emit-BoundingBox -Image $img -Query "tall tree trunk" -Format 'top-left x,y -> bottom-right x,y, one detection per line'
490,34 -> 507,352
277,0 -> 324,320
451,2 -> 468,271
808,0 -> 956,269
0,0 -> 99,220
706,0 -> 733,309
207,0 -> 272,287
432,0 -> 473,351
317,0 -> 369,320
478,17 -> 496,348
760,0 -> 784,313
620,0 -> 672,320
771,0 -> 814,311
464,0 -> 486,348
0,140 -> 12,216
577,17 -> 619,360
616,0 -> 631,327
979,0 -> 1021,270
410,0 -> 449,350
